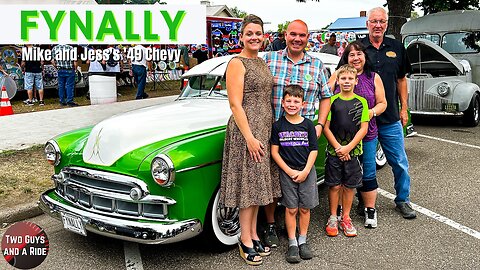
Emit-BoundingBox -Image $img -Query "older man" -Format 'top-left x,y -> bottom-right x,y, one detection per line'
358,7 -> 416,219
263,20 -> 332,252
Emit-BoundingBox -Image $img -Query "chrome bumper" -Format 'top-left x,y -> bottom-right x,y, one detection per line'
39,189 -> 202,244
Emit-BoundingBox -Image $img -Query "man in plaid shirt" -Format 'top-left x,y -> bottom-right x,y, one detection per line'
262,19 -> 332,248
52,44 -> 78,106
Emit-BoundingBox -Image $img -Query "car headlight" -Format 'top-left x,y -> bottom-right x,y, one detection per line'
437,82 -> 450,97
44,140 -> 61,166
151,154 -> 175,187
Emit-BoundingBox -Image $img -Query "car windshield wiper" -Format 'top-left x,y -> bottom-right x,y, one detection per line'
211,90 -> 227,97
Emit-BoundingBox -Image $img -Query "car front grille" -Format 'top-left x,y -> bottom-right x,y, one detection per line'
409,79 -> 448,111
54,167 -> 174,220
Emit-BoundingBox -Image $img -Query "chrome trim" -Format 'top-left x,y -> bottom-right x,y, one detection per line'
56,181 -> 175,205
176,160 -> 222,173
410,110 -> 464,116
63,167 -> 150,197
46,140 -> 61,166
55,183 -> 174,221
39,190 -> 202,244
316,175 -> 325,186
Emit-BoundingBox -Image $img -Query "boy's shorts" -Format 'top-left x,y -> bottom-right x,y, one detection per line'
325,154 -> 363,188
24,72 -> 43,91
279,167 -> 319,209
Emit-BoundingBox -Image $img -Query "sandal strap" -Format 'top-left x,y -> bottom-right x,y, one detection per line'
238,240 -> 262,263
252,239 -> 269,253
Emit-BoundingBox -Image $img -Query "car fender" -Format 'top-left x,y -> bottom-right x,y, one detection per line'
451,82 -> 480,111
138,127 -> 226,225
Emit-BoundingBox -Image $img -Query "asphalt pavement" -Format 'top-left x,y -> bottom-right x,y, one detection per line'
1,107 -> 479,269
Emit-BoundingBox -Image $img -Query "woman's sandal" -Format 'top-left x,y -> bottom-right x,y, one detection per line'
238,239 -> 263,266
252,239 -> 271,256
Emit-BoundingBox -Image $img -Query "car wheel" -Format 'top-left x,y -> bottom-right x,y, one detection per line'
376,143 -> 387,169
205,189 -> 240,247
464,93 -> 480,127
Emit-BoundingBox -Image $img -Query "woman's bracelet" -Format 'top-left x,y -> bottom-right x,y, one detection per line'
317,122 -> 325,129
335,146 -> 342,151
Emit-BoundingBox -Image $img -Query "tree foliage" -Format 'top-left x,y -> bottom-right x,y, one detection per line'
277,21 -> 290,33
417,0 -> 480,14
231,6 -> 247,18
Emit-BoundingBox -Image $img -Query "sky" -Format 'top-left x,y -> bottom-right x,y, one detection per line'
164,0 -> 411,32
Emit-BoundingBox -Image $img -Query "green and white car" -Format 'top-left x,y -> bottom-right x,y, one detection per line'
39,52 -> 395,246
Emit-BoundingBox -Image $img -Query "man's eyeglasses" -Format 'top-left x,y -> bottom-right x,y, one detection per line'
368,20 -> 387,25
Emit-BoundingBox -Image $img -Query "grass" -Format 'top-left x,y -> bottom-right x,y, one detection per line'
0,145 -> 52,208
2,80 -> 182,208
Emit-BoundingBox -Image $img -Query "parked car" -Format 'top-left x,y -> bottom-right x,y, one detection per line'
401,10 -> 480,126
39,52 -> 404,246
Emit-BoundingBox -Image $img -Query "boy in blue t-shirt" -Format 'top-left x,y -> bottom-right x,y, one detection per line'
271,85 -> 318,264
324,65 -> 369,237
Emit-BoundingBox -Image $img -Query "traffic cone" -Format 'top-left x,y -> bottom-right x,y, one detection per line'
0,86 -> 14,116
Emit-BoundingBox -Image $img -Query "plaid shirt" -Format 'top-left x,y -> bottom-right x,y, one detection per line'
264,49 -> 332,121
52,44 -> 75,70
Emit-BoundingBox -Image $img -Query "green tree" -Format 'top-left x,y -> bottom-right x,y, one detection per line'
416,0 -> 479,14
277,21 -> 290,33
231,6 -> 247,18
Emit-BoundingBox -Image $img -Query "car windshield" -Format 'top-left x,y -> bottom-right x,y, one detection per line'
442,32 -> 480,54
404,34 -> 441,47
178,74 -> 228,99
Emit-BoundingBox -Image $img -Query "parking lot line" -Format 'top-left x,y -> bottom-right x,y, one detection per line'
378,188 -> 480,239
416,134 -> 480,150
124,242 -> 144,270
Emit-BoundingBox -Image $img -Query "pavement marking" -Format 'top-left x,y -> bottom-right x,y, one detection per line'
124,241 -> 144,270
378,188 -> 480,240
416,133 -> 480,150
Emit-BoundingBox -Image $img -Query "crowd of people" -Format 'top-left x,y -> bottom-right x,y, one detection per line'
220,6 -> 416,265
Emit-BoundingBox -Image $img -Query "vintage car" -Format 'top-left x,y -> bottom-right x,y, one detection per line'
39,51 -> 400,246
401,10 -> 480,126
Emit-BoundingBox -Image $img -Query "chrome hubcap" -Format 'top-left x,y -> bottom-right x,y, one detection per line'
474,99 -> 479,122
216,204 -> 240,237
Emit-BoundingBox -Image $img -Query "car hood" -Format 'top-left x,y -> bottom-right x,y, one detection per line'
82,98 -> 231,166
406,38 -> 465,74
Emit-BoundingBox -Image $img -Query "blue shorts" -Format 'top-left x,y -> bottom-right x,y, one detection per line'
24,72 -> 43,91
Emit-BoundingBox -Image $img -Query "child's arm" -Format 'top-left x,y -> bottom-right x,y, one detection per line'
271,145 -> 299,178
336,122 -> 368,159
323,120 -> 342,151
292,150 -> 318,183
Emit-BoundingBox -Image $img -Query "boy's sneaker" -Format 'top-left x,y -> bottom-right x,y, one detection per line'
24,100 -> 34,106
285,245 -> 301,264
32,98 -> 38,103
39,100 -> 45,106
325,215 -> 338,237
298,243 -> 313,260
339,217 -> 357,237
364,207 -> 378,228
336,205 -> 342,222
263,224 -> 279,248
